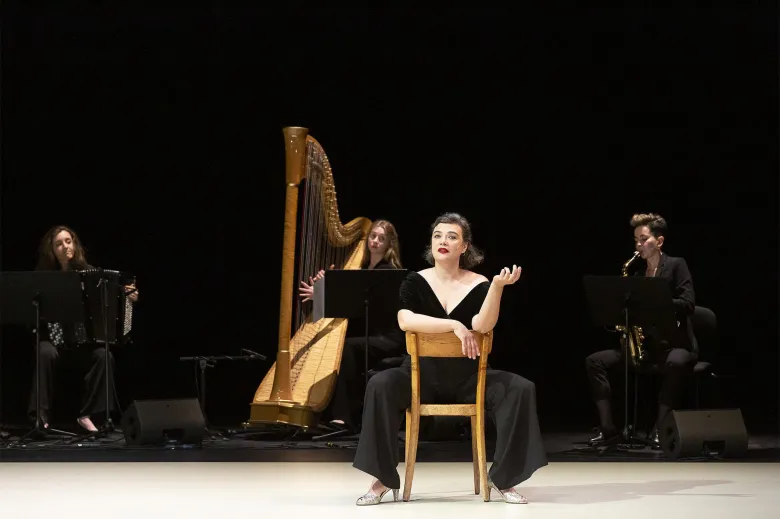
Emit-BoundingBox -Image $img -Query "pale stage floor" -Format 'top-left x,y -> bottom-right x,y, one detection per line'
0,461 -> 777,518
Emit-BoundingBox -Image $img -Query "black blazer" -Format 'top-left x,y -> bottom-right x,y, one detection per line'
634,253 -> 697,352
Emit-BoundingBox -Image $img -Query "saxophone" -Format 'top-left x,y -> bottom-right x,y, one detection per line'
617,251 -> 646,367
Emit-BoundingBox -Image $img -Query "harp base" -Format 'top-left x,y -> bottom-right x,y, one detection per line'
247,401 -> 320,429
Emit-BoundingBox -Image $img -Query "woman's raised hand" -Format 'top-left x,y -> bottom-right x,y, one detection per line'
493,265 -> 522,287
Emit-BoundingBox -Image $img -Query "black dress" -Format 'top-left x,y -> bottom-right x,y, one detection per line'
353,271 -> 548,491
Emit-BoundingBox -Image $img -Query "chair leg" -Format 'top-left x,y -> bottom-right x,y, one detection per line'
403,409 -> 419,502
470,416 -> 480,495
405,411 -> 411,470
475,411 -> 489,501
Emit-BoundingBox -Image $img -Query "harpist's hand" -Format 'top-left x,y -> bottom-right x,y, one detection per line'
298,266 -> 332,303
454,323 -> 480,360
493,265 -> 521,287
312,267 -> 330,283
299,279 -> 315,302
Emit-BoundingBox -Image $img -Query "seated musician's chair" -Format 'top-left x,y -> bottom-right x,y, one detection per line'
690,306 -> 722,408
402,330 -> 493,503
634,305 -> 722,438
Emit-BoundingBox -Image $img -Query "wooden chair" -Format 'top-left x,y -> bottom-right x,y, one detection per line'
402,329 -> 493,502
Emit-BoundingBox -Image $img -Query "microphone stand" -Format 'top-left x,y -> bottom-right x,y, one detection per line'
179,350 -> 267,436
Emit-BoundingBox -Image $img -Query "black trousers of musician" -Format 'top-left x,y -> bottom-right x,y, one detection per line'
353,356 -> 548,491
28,341 -> 117,423
585,347 -> 698,432
328,335 -> 404,429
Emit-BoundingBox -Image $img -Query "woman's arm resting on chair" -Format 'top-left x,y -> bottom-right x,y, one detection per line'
397,309 -> 459,333
398,309 -> 479,358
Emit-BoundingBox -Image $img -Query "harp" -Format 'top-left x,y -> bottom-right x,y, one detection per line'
248,127 -> 372,429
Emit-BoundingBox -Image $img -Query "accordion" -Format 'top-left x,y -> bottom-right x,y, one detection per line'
78,268 -> 135,345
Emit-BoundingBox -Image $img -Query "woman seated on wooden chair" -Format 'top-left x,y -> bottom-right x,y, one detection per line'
299,219 -> 405,431
352,212 -> 548,505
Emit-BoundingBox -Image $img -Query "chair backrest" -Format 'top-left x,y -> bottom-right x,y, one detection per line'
691,306 -> 717,355
405,330 -> 493,412
405,330 -> 493,358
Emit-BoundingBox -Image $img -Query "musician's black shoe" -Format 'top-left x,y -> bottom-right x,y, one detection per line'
589,428 -> 620,446
649,428 -> 661,450
28,410 -> 49,430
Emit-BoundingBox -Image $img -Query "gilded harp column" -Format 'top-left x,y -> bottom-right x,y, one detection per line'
269,126 -> 308,404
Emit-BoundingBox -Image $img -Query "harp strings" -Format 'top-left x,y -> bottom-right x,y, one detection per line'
293,141 -> 351,334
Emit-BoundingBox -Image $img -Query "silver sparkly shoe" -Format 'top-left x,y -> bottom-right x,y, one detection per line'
488,477 -> 528,504
356,487 -> 399,506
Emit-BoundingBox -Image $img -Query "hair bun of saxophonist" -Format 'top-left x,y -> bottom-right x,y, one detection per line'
585,213 -> 698,449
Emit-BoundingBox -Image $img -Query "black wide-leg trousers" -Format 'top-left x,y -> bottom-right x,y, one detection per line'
28,341 -> 117,420
353,358 -> 548,490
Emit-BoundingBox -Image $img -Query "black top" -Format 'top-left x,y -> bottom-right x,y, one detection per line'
634,253 -> 697,352
398,270 -> 491,383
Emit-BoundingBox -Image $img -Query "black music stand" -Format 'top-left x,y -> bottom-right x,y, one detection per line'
69,269 -> 132,443
582,275 -> 676,450
0,271 -> 84,440
312,269 -> 408,439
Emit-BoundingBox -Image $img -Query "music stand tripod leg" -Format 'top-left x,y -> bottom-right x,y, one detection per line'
101,276 -> 116,436
604,321 -> 651,452
314,299 -> 369,443
67,275 -> 118,444
315,293 -> 371,442
625,340 -> 654,449
21,300 -> 77,442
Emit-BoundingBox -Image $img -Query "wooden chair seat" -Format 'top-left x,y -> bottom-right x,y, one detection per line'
402,330 -> 493,503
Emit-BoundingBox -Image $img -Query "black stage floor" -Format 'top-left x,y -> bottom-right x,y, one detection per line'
1,422 -> 778,463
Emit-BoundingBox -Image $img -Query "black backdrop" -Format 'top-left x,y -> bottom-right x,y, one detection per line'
2,7 -> 777,433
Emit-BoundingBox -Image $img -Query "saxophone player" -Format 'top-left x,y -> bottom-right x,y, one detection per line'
585,213 -> 697,448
